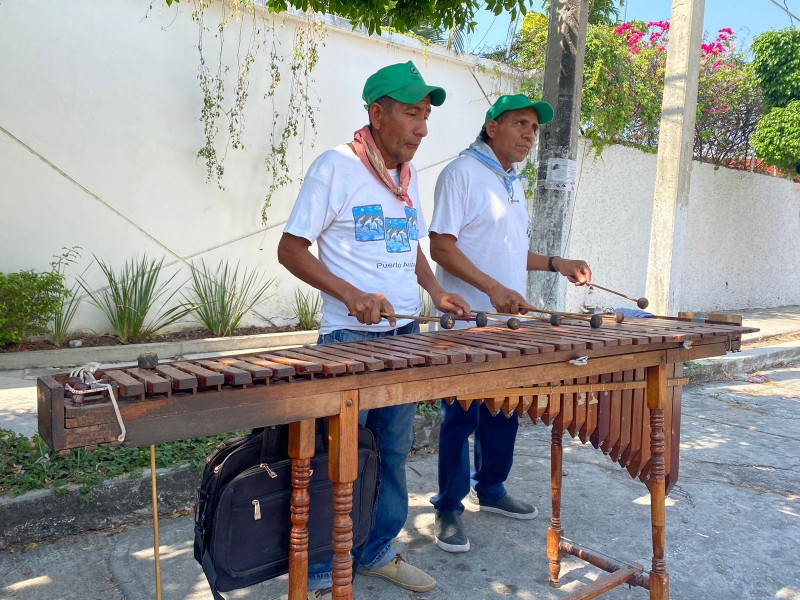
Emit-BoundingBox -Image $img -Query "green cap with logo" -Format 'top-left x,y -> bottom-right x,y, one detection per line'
362,61 -> 446,108
485,94 -> 554,125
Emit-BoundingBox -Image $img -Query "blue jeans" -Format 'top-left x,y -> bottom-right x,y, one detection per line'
308,321 -> 419,590
430,399 -> 519,513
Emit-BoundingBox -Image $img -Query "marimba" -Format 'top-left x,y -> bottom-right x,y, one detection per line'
37,316 -> 756,599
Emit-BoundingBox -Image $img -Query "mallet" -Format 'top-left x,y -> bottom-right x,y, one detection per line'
476,308 -> 602,329
351,312 -> 458,329
589,283 -> 649,310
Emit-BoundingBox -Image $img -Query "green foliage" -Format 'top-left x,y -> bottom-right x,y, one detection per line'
752,100 -> 800,173
510,15 -> 763,166
79,255 -> 192,344
540,0 -> 625,27
0,428 -> 243,498
292,287 -> 321,330
48,247 -> 83,347
752,29 -> 800,110
0,259 -> 71,348
416,399 -> 441,418
185,260 -> 275,337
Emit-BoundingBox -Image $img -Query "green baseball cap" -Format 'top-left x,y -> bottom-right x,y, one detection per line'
485,94 -> 554,125
362,61 -> 446,108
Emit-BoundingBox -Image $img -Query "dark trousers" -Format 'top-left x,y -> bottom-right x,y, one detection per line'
430,399 -> 519,513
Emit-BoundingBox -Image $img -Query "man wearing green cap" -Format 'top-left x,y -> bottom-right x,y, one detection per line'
278,61 -> 469,598
428,94 -> 592,553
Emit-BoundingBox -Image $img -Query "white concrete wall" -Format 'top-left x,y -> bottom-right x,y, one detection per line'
563,142 -> 800,313
1,1 -> 798,337
0,0 -> 519,334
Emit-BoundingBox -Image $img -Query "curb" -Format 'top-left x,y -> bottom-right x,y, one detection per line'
686,339 -> 800,384
0,330 -> 319,371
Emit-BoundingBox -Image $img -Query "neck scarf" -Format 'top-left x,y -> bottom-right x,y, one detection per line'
459,138 -> 525,196
352,125 -> 413,208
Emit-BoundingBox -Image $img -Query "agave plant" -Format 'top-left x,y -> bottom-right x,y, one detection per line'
292,287 -> 322,330
79,255 -> 192,344
185,260 -> 275,337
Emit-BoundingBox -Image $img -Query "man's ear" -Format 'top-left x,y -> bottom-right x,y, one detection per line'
368,102 -> 383,130
484,119 -> 498,139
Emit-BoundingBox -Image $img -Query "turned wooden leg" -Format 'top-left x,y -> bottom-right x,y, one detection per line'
329,390 -> 359,600
646,362 -> 670,599
548,426 -> 564,587
288,419 -> 316,600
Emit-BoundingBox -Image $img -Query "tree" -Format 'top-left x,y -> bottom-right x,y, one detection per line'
752,29 -> 800,175
166,0 -> 526,37
508,14 -> 764,166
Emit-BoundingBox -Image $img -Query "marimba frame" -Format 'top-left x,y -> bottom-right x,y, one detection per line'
36,318 -> 755,599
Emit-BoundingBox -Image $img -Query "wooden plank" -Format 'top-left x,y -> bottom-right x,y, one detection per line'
415,331 -> 503,361
282,346 -> 365,374
217,357 -> 273,379
321,341 -> 409,369
103,369 -> 145,398
254,351 -> 325,376
155,365 -> 198,392
561,565 -> 643,599
195,360 -> 253,386
579,375 -> 599,444
600,370 -> 623,456
304,344 -> 385,371
171,362 -> 225,388
246,355 -> 297,379
367,335 -> 467,364
126,368 -> 171,396
355,337 -> 443,366
667,361 -> 683,493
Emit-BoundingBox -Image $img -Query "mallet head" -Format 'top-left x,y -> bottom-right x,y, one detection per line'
507,317 -> 521,330
637,297 -> 649,310
474,312 -> 488,327
615,311 -> 625,323
589,314 -> 603,328
439,313 -> 455,330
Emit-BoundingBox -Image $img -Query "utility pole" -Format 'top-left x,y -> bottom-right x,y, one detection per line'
645,0 -> 705,315
528,0 -> 590,311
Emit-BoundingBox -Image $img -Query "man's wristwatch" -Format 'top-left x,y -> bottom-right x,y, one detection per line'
548,256 -> 560,273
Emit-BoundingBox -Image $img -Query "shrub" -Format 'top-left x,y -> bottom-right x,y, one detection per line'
79,255 -> 192,344
185,260 -> 275,337
0,269 -> 70,349
292,288 -> 321,330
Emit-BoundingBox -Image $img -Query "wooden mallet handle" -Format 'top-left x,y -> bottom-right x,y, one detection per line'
589,283 -> 649,309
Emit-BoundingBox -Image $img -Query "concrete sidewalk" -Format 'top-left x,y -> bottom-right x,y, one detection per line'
1,368 -> 798,599
0,306 -> 798,599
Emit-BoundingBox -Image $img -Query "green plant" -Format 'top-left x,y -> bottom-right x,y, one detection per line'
292,287 -> 321,330
185,260 -> 275,337
48,247 -> 83,347
752,100 -> 800,173
79,255 -> 192,344
0,428 -> 244,498
419,289 -> 433,318
0,265 -> 71,349
752,29 -> 800,110
416,399 -> 441,418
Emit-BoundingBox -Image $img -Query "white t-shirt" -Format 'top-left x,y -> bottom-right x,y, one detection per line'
284,144 -> 427,333
429,152 -> 530,327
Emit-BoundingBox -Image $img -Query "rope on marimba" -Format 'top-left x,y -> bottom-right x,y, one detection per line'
70,363 -> 127,442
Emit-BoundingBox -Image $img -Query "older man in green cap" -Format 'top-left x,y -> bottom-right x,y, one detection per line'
278,61 -> 469,599
427,94 -> 592,554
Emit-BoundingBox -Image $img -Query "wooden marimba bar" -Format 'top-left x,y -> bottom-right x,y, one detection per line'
37,316 -> 756,599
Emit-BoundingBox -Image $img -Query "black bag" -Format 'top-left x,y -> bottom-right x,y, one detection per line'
193,422 -> 380,599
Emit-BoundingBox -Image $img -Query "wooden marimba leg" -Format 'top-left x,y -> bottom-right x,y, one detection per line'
646,363 -> 670,599
329,390 -> 360,600
288,419 -> 316,600
548,426 -> 564,587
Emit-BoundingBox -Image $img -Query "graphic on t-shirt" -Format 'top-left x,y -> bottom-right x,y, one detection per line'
384,218 -> 411,253
353,205 -> 385,241
405,207 -> 419,240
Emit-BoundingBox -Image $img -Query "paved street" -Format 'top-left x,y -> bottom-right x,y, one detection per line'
1,366 -> 798,599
